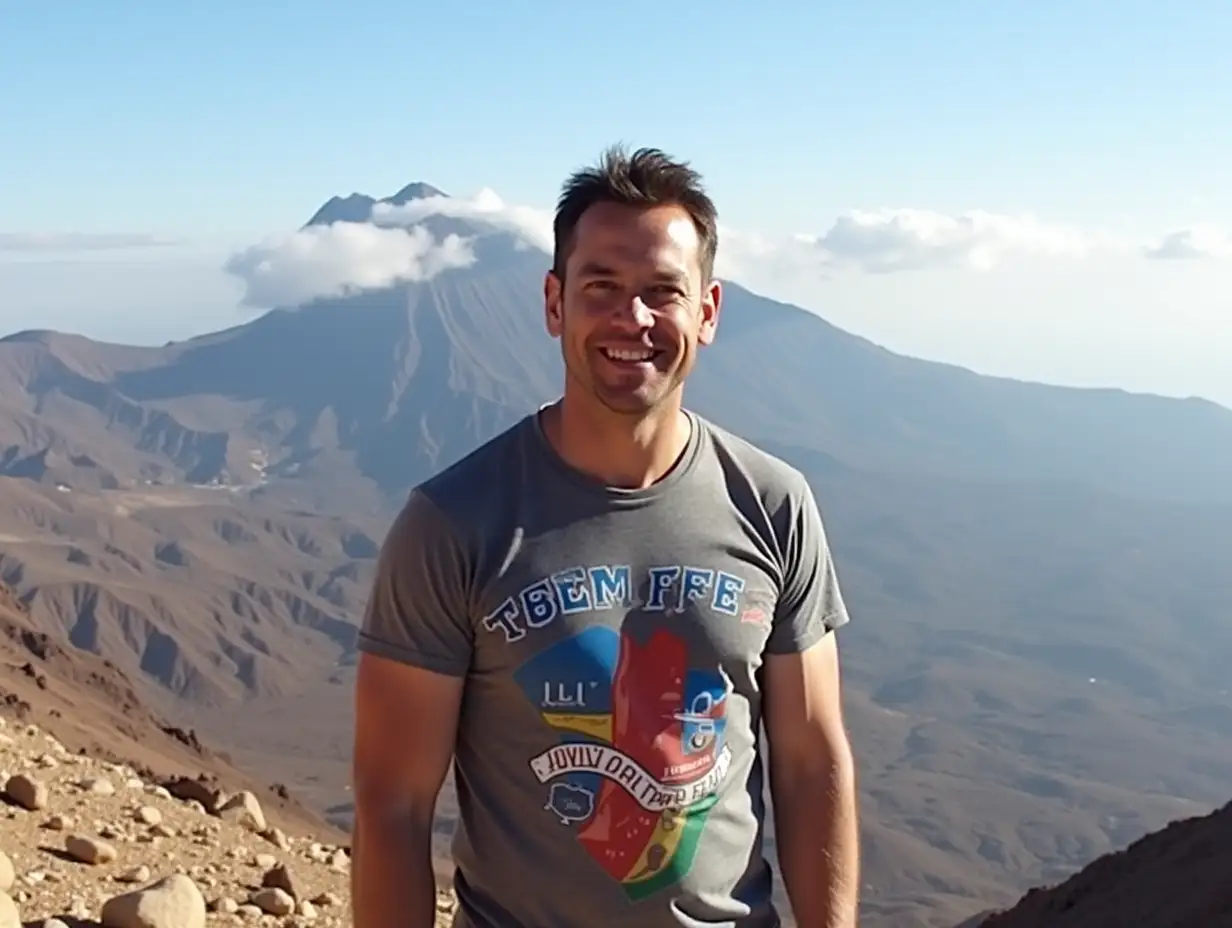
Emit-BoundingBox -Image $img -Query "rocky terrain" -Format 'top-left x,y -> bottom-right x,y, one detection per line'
1,718 -> 363,926
0,577 -> 425,926
968,798 -> 1232,927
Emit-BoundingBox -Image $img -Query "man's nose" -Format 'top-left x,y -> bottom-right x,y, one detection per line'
612,296 -> 654,329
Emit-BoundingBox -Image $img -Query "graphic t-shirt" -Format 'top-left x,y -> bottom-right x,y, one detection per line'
359,409 -> 851,928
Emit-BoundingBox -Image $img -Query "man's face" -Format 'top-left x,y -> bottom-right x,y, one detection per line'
544,201 -> 721,416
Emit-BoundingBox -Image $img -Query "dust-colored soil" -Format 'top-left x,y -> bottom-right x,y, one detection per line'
0,714 -> 457,925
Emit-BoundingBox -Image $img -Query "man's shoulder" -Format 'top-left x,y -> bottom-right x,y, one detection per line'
398,413 -> 534,535
694,412 -> 811,505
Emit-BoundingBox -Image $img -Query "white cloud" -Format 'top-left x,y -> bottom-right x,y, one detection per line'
221,186 -> 1231,313
372,192 -> 1111,278
1144,225 -> 1232,260
0,232 -> 176,252
795,208 -> 1103,274
372,188 -> 554,254
223,221 -> 475,308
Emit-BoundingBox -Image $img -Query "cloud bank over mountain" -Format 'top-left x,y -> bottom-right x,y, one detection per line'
372,188 -> 554,254
223,222 -> 475,308
221,185 -> 1231,309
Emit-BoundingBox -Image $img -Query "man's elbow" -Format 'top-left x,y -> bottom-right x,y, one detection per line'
352,772 -> 436,838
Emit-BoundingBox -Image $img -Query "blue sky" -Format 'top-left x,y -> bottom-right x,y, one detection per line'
2,1 -> 1231,404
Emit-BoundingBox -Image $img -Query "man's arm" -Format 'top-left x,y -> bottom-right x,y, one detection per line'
762,475 -> 859,928
352,653 -> 463,926
349,490 -> 474,928
764,634 -> 859,928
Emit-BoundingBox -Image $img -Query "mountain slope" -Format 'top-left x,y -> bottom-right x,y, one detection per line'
971,799 -> 1232,927
0,580 -> 335,838
692,283 -> 1232,504
0,477 -> 378,706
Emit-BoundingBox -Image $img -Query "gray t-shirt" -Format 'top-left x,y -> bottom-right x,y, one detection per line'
359,409 -> 851,928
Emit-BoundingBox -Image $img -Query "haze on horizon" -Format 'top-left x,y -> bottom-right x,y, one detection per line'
2,1 -> 1230,407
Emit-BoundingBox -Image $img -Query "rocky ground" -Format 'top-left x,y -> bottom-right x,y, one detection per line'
0,714 -> 456,927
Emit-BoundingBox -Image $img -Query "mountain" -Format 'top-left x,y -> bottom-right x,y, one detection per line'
968,799 -> 1232,926
1,182 -> 1230,926
4,190 -> 1231,506
304,180 -> 448,227
0,580 -> 335,839
0,473 -> 379,707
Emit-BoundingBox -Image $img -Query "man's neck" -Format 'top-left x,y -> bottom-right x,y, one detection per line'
542,392 -> 692,491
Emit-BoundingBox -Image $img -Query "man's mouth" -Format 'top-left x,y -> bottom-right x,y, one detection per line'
600,346 -> 660,365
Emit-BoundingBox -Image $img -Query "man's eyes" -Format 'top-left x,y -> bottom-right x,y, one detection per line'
582,280 -> 683,298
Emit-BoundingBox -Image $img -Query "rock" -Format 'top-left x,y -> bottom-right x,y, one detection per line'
66,834 -> 118,865
261,826 -> 290,850
100,872 -> 206,928
216,790 -> 265,832
116,865 -> 151,883
160,778 -> 220,811
0,891 -> 18,928
207,896 -> 238,913
81,776 -> 116,795
250,886 -> 294,916
44,813 -> 72,830
4,773 -> 48,810
261,862 -> 299,900
135,806 -> 162,826
0,851 -> 12,892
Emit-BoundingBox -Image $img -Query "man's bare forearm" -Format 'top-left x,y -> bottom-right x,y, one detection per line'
772,753 -> 860,928
351,809 -> 438,927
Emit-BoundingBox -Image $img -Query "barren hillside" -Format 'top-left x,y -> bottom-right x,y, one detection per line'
968,799 -> 1232,927
0,579 -> 336,837
0,581 -> 455,925
0,714 -> 457,925
0,477 -> 377,707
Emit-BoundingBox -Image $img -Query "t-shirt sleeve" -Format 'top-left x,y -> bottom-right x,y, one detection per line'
356,488 -> 474,677
765,474 -> 851,655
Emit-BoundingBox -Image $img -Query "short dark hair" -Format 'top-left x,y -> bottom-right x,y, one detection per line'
552,144 -> 719,281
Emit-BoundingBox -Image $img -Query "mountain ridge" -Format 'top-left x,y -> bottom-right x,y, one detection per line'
967,798 -> 1232,927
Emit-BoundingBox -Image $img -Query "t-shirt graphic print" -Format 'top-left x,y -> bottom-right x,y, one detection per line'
516,616 -> 736,899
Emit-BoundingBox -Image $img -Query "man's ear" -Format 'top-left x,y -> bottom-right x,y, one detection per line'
544,270 -> 563,338
697,279 -> 722,347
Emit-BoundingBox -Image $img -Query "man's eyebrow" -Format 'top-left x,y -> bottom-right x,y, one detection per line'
652,269 -> 688,285
576,261 -> 618,277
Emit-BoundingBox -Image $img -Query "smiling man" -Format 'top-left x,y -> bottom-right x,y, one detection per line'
351,145 -> 861,928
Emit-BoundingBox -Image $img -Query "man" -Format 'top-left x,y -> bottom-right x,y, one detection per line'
352,145 -> 860,928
